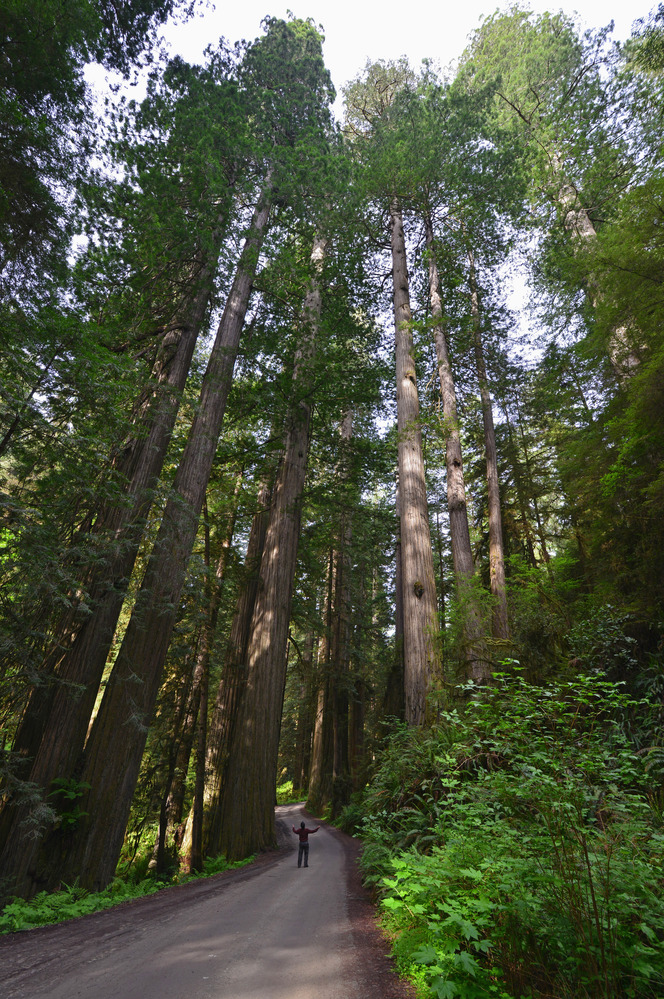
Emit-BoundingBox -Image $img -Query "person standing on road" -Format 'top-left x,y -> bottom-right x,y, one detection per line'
292,820 -> 319,868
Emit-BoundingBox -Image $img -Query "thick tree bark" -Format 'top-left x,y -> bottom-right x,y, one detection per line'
383,480 -> 405,720
306,551 -> 335,815
348,674 -> 366,791
425,215 -> 489,679
425,216 -> 475,584
307,413 -> 354,816
390,201 -> 440,724
330,414 -> 354,815
0,247 -> 220,900
32,187 -> 273,893
216,235 -> 327,860
185,475 -> 272,861
467,246 -> 510,643
185,475 -> 242,872
153,460 -> 243,872
152,672 -> 199,873
188,654 -> 208,875
293,630 -> 316,793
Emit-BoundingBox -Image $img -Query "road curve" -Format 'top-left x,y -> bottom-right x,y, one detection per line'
0,804 -> 415,999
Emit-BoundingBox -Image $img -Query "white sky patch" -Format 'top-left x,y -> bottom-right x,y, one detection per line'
84,2 -> 646,120
160,0 -> 642,112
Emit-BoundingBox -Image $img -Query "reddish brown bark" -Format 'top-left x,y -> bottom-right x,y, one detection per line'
306,551 -> 335,815
391,201 -> 440,724
467,246 -> 509,642
216,235 -> 327,860
185,475 -> 272,861
425,215 -> 488,680
0,247 -> 221,899
33,188 -> 272,893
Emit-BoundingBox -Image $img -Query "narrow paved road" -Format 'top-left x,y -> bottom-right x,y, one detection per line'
0,805 -> 415,999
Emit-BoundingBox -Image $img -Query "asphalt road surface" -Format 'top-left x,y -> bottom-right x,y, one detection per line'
0,804 -> 415,999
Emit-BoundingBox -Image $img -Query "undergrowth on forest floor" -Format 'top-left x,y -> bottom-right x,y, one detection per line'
276,779 -> 306,804
0,853 -> 254,934
339,667 -> 664,999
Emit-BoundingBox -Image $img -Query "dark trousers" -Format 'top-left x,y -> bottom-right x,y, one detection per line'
297,842 -> 309,867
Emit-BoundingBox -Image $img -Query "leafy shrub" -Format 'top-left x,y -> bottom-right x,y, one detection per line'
276,780 -> 304,804
0,878 -> 162,934
0,855 -> 254,934
336,797 -> 365,835
359,671 -> 664,998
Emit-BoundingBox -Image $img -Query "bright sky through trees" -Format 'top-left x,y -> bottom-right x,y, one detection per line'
160,0 -> 639,106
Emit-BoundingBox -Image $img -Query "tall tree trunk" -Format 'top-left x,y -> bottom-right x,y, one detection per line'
306,676 -> 334,815
185,474 -> 272,862
509,392 -> 551,567
33,186 -> 273,894
330,413 -> 353,816
425,214 -> 488,679
383,479 -> 405,720
307,551 -> 335,815
152,671 -> 198,873
6,254 -> 217,769
0,246 -> 221,899
188,652 -> 208,875
390,201 -> 440,723
557,176 -> 640,380
167,473 -> 242,872
293,629 -> 316,793
216,235 -> 327,860
467,245 -> 510,643
348,674 -> 366,791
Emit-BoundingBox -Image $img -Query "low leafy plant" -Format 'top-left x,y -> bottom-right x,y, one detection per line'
0,878 -> 162,934
0,854 -> 254,934
336,797 -> 365,835
359,670 -> 664,998
276,780 -> 305,804
48,776 -> 91,830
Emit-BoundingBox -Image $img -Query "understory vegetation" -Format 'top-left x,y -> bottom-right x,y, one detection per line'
0,852 -> 252,934
342,648 -> 664,998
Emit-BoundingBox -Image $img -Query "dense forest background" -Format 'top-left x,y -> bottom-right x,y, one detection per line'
2,2 -> 664,996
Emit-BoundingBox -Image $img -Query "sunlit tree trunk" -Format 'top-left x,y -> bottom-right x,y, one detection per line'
184,474 -> 272,861
216,235 -> 327,860
186,474 -> 242,873
306,551 -> 335,815
293,629 -> 316,793
391,201 -> 440,723
330,413 -> 354,815
425,214 -> 488,679
557,176 -> 640,380
466,245 -> 509,643
35,186 -> 273,893
383,479 -> 405,720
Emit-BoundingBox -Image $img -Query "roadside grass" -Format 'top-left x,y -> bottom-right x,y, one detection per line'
0,852 -> 254,934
